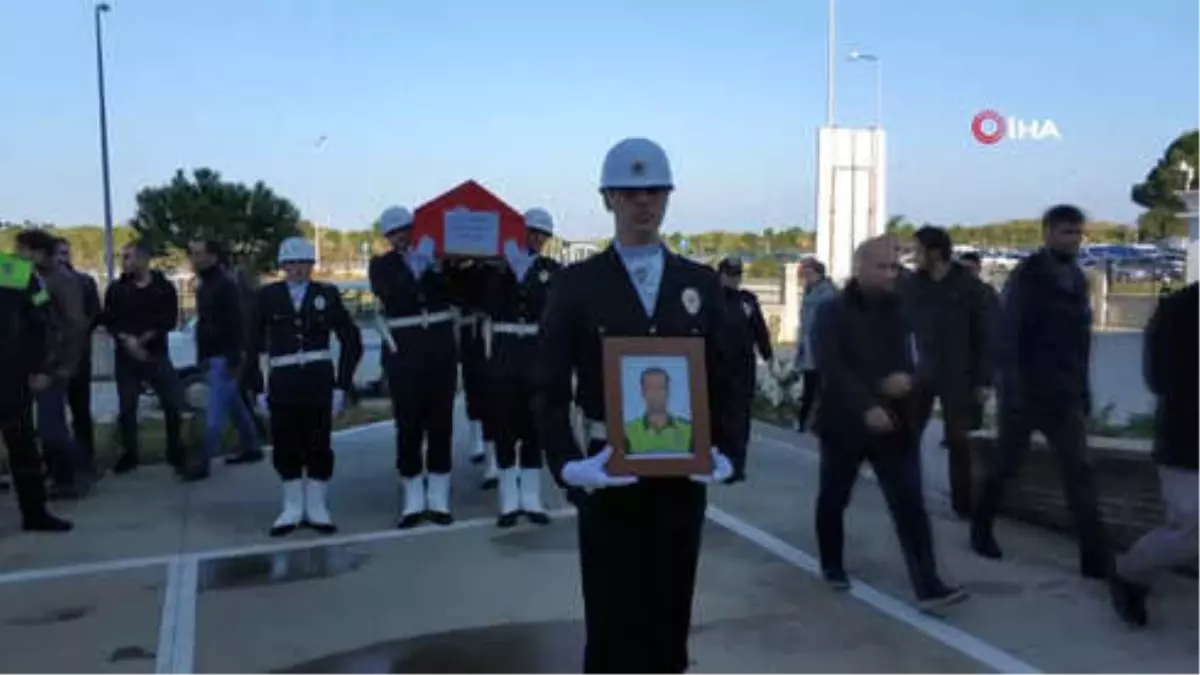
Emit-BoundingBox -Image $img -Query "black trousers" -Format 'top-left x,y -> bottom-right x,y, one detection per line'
490,364 -> 542,470
796,370 -> 820,431
578,447 -> 706,674
460,327 -> 489,423
912,388 -> 973,517
270,402 -> 334,481
388,358 -> 457,478
67,351 -> 94,468
115,357 -> 185,467
816,433 -> 943,598
1,403 -> 48,518
975,403 -> 1110,567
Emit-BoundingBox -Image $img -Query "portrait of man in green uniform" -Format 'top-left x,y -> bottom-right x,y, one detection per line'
623,365 -> 693,456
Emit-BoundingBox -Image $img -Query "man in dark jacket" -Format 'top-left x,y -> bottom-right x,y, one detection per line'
184,239 -> 261,481
717,256 -> 772,482
99,241 -> 185,474
55,238 -> 100,474
903,227 -> 992,518
1109,282 -> 1198,627
813,236 -> 966,611
972,204 -> 1111,579
958,252 -> 1001,431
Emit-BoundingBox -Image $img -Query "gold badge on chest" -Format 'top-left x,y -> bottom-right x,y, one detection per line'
681,287 -> 701,315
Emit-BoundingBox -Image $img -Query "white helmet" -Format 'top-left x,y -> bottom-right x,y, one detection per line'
378,205 -> 413,235
277,236 -> 316,265
599,137 -> 674,190
524,207 -> 554,235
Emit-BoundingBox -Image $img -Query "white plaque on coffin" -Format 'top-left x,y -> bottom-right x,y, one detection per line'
443,208 -> 500,256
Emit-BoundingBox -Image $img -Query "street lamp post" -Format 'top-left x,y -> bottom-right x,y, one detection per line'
313,135 -> 328,271
826,0 -> 837,126
94,2 -> 115,284
848,49 -> 882,128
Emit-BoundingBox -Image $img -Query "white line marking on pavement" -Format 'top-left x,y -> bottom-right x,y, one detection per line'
707,507 -> 1043,675
0,510 -> 577,586
155,556 -> 199,674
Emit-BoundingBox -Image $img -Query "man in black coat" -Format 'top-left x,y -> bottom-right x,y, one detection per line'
716,256 -> 772,482
972,204 -> 1112,579
1109,281 -> 1198,626
183,239 -> 262,481
813,236 -> 966,611
903,227 -> 993,518
99,241 -> 185,474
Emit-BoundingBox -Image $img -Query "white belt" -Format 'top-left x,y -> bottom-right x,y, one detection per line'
268,349 -> 332,367
491,322 -> 539,337
385,310 -> 455,329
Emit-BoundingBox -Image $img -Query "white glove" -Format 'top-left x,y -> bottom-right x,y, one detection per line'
331,389 -> 346,417
690,447 -> 735,484
561,446 -> 639,491
256,392 -> 269,417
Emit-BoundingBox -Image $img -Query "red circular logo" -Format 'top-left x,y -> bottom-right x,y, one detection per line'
971,110 -> 1006,145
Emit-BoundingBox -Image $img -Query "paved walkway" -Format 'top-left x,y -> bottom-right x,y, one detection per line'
0,405 -> 1195,673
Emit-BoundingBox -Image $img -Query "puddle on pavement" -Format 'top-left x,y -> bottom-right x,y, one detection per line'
199,545 -> 370,592
3,605 -> 93,626
274,619 -> 584,674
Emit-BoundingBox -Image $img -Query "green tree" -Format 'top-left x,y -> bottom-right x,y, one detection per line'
1131,129 -> 1198,242
129,168 -> 302,273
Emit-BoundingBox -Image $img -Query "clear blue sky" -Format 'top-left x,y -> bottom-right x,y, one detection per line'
1,0 -> 1196,240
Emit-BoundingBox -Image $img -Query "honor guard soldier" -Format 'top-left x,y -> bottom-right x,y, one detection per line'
248,237 -> 363,537
532,138 -> 743,673
717,256 -> 773,483
370,205 -> 459,528
0,252 -> 72,532
482,206 -> 562,527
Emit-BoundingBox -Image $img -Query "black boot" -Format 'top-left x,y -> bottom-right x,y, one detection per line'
1109,573 -> 1148,627
22,511 -> 73,533
969,520 -> 1003,559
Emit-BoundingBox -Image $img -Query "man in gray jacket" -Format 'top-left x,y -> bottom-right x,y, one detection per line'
794,258 -> 837,432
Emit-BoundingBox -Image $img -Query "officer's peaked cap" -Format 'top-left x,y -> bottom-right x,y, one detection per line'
524,207 -> 554,235
278,237 -> 316,265
599,138 -> 674,190
379,205 -> 414,235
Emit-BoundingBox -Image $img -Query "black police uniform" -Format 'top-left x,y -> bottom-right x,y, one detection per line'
368,247 -> 458,525
482,253 -> 561,526
0,253 -> 71,532
248,281 -> 363,486
721,284 -> 773,477
532,246 -> 744,673
445,259 -> 496,466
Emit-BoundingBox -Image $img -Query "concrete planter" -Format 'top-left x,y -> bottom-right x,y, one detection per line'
967,430 -> 1161,548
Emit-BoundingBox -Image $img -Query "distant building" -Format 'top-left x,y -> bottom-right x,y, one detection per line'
559,240 -> 601,265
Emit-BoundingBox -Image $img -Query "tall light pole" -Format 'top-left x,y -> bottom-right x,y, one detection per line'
848,49 -> 882,128
94,2 -> 115,284
826,0 -> 837,126
313,135 -> 328,271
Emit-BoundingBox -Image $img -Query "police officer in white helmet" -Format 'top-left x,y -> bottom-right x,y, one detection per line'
480,206 -> 562,527
369,205 -> 460,528
532,138 -> 742,672
245,236 -> 364,536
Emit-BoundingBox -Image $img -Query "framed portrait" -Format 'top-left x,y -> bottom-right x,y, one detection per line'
602,337 -> 713,477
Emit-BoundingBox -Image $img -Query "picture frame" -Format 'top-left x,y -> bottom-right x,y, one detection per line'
602,336 -> 713,477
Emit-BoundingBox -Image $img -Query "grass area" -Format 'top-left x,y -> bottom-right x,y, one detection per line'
89,400 -> 393,469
